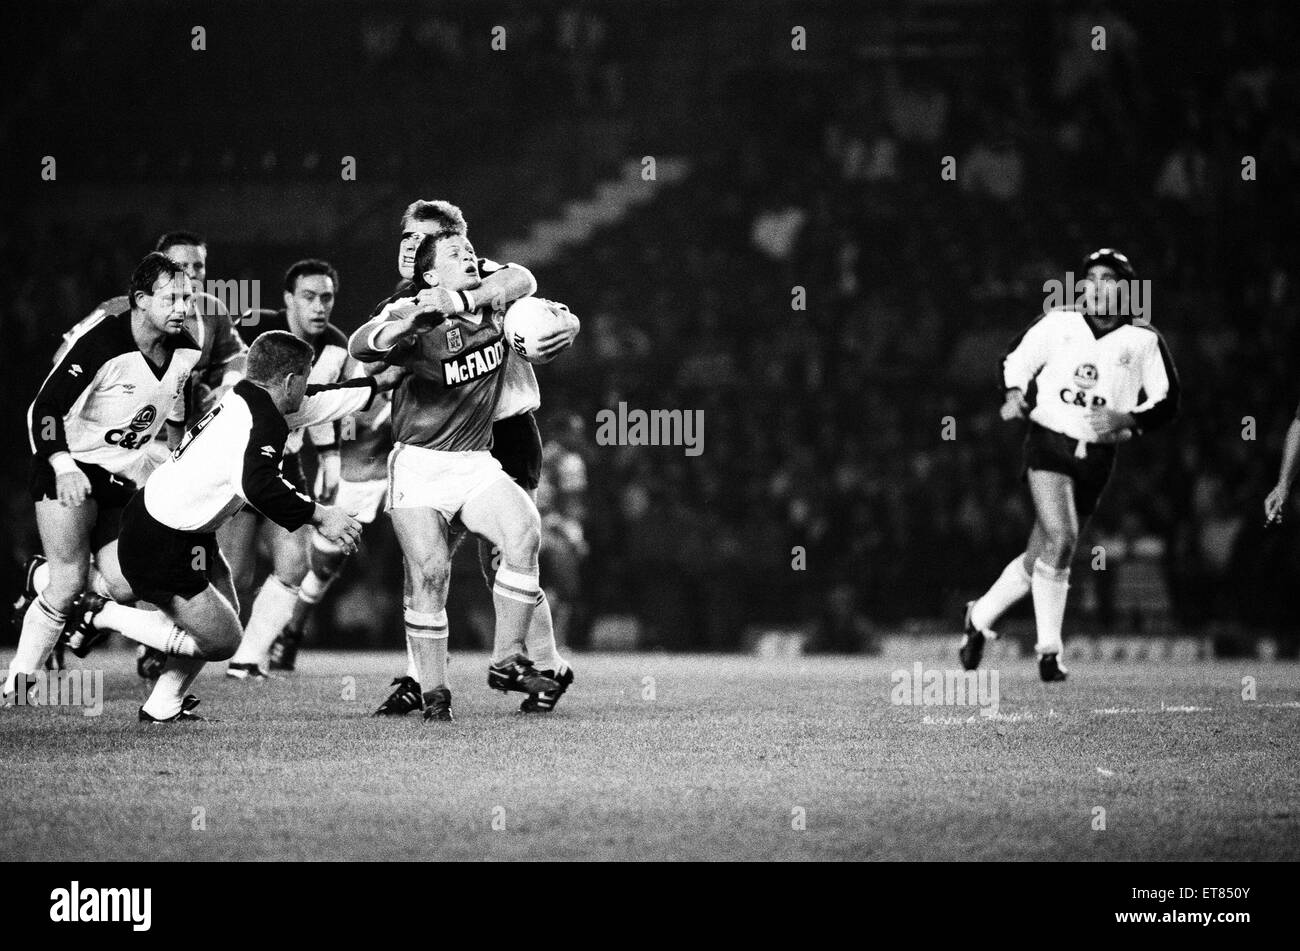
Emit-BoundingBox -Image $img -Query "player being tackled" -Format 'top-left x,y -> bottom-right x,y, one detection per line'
350,221 -> 562,721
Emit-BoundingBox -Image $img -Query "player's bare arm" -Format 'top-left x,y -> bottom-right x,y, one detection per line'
1266,417 -> 1300,524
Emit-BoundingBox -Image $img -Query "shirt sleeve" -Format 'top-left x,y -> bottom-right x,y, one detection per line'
1002,313 -> 1053,393
285,378 -> 377,431
1131,329 -> 1180,434
29,332 -> 109,459
238,402 -> 316,531
200,301 -> 248,385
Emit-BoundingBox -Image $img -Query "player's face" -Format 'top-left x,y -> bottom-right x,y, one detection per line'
421,236 -> 481,292
284,274 -> 335,339
164,244 -> 207,287
140,273 -> 194,335
1082,264 -> 1122,327
397,219 -> 444,281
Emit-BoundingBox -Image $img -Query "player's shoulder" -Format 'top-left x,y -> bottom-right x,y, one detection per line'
61,309 -> 135,365
1122,319 -> 1169,350
237,308 -> 288,345
320,323 -> 348,350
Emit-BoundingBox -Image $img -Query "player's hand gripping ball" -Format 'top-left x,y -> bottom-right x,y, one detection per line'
504,297 -> 578,364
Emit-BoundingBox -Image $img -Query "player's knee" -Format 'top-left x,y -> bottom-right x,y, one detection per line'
202,621 -> 244,662
43,561 -> 89,609
499,510 -> 541,564
407,554 -> 450,594
1042,527 -> 1078,561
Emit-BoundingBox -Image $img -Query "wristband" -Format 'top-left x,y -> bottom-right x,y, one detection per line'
50,452 -> 79,476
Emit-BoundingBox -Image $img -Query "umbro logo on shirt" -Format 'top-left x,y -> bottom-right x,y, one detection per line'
68,364 -> 83,377
260,445 -> 276,457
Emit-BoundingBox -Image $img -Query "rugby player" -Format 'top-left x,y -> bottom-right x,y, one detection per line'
4,254 -> 200,703
364,200 -> 580,718
220,259 -> 366,679
960,249 -> 1180,680
69,332 -> 365,721
350,225 -> 566,721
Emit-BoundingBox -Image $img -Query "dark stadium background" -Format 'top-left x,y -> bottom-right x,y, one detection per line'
4,0 -> 1300,657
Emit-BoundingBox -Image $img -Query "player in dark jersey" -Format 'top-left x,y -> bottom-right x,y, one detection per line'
60,332 -> 364,721
365,200 -> 580,718
218,259 -> 367,680
351,226 -> 564,721
4,254 -> 200,704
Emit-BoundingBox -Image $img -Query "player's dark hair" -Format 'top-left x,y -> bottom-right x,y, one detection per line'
246,330 -> 314,384
283,258 -> 340,295
401,199 -> 467,237
154,230 -> 206,254
128,252 -> 188,309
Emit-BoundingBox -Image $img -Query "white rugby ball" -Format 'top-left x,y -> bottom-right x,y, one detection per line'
503,297 -> 567,363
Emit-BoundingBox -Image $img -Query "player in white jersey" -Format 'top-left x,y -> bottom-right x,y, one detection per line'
220,259 -> 370,680
960,249 -> 1180,680
3,254 -> 200,703
57,332 -> 367,721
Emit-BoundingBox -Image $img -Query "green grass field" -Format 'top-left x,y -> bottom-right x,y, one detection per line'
2,647 -> 1297,861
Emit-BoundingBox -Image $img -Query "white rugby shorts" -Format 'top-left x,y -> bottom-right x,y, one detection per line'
386,442 -> 508,521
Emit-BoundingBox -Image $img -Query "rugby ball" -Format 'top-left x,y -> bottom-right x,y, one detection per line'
503,297 -> 569,364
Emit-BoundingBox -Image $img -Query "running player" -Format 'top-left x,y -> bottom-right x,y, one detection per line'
960,249 -> 1180,680
57,231 -> 246,423
221,259 -> 365,679
72,332 -> 364,721
4,253 -> 200,703
349,226 -> 563,722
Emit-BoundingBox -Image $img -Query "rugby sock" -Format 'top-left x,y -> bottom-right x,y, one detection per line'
1031,560 -> 1070,656
970,554 -> 1032,633
491,566 -> 540,662
405,640 -> 419,682
141,654 -> 205,720
524,592 -> 567,673
97,602 -> 202,656
230,577 -> 299,666
405,608 -> 449,689
5,596 -> 64,694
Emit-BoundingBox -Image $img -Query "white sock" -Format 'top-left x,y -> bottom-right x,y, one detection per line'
491,566 -> 540,661
406,608 -> 449,690
97,602 -> 202,656
230,577 -> 299,666
970,554 -> 1032,633
1031,559 -> 1070,656
142,654 -> 206,720
299,569 -> 334,606
405,640 -> 419,682
5,596 -> 64,694
524,592 -> 566,672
